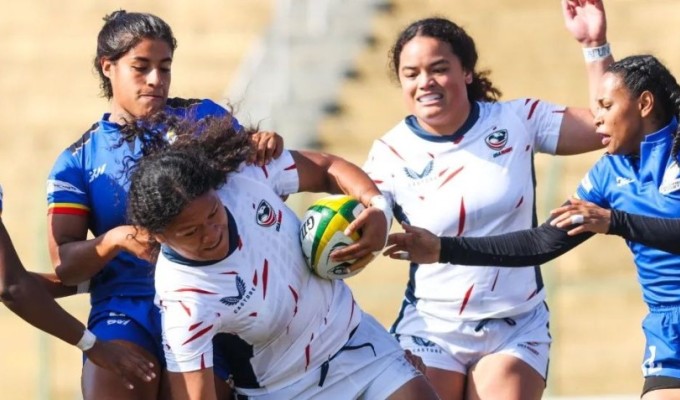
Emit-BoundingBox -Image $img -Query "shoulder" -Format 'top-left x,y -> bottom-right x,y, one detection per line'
66,122 -> 103,155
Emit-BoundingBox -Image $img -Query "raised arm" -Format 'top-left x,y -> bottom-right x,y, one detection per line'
555,0 -> 613,155
562,0 -> 613,114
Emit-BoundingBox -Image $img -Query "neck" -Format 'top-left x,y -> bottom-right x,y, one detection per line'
418,101 -> 472,136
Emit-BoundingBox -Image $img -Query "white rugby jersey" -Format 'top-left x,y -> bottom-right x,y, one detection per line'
365,99 -> 565,320
155,151 -> 361,396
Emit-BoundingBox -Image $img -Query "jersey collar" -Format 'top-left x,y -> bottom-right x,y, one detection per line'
638,117 -> 678,185
160,206 -> 240,267
404,102 -> 480,143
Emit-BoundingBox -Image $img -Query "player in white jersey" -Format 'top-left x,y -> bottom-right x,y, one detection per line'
0,185 -> 156,390
125,114 -> 438,400
332,1 -> 612,399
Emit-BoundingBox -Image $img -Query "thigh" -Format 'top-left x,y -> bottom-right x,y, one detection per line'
426,367 -> 467,400
387,375 -> 440,400
466,353 -> 544,400
82,340 -> 162,400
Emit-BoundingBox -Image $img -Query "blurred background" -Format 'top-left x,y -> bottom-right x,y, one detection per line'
1,0 -> 678,398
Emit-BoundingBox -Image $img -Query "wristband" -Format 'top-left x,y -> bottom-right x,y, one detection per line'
368,195 -> 393,249
76,329 -> 97,352
583,43 -> 611,63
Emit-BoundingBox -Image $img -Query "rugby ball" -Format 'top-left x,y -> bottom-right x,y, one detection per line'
299,195 -> 365,280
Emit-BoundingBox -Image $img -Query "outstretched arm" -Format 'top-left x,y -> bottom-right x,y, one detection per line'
551,199 -> 680,254
0,219 -> 155,388
384,200 -> 594,266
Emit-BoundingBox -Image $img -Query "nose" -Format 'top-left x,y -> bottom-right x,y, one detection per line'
594,108 -> 604,128
417,73 -> 435,90
202,223 -> 221,247
146,68 -> 163,87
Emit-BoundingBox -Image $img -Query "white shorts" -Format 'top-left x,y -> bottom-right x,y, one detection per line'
394,301 -> 551,379
242,313 -> 421,400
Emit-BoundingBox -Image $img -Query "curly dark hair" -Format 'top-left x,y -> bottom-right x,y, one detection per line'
607,55 -> 680,159
125,114 -> 253,253
94,10 -> 177,99
389,17 -> 501,102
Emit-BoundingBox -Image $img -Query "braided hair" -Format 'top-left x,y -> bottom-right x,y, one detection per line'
607,55 -> 680,159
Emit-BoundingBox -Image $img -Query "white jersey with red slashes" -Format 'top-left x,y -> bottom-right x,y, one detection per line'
364,99 -> 565,321
155,151 -> 361,395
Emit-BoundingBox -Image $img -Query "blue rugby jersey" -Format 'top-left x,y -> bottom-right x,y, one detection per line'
47,98 -> 235,303
575,119 -> 680,308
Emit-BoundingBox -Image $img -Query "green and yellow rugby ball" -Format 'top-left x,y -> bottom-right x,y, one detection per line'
299,195 -> 364,280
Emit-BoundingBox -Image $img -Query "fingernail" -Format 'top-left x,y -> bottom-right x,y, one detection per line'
343,229 -> 350,236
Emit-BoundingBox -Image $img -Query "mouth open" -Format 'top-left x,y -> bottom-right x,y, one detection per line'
417,93 -> 443,103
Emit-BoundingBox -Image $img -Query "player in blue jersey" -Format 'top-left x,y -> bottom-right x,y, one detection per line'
123,113 -> 436,400
0,185 -> 156,390
384,54 -> 680,399
46,11 -> 282,400
331,1 -> 609,399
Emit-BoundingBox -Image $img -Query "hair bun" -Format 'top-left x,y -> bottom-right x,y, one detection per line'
104,9 -> 127,22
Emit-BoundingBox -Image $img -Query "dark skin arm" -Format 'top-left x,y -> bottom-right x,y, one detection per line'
0,218 -> 155,389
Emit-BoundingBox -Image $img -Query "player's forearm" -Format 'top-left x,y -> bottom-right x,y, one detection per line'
2,273 -> 85,345
325,155 -> 381,208
582,42 -> 614,115
608,210 -> 680,254
439,221 -> 594,266
0,222 -> 84,345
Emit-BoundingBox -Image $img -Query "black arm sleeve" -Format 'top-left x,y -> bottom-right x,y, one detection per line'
439,219 -> 595,267
608,210 -> 680,254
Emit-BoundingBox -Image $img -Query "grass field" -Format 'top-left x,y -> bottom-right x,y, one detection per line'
1,0 -> 679,398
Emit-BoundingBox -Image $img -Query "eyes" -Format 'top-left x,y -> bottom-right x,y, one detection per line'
402,66 -> 450,80
131,64 -> 172,74
177,206 -> 220,238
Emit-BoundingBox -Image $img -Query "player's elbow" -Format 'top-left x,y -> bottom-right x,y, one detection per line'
54,266 -> 81,287
0,274 -> 31,306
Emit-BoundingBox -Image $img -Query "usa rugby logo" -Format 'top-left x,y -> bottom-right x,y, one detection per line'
485,129 -> 508,149
485,129 -> 513,158
404,160 -> 434,180
256,200 -> 282,231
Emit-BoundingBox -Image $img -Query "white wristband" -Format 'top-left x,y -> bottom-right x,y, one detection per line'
369,195 -> 393,248
76,329 -> 97,352
583,43 -> 611,63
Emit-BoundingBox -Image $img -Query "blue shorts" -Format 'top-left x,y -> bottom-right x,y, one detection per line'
641,305 -> 680,379
89,296 -> 232,380
89,296 -> 165,367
